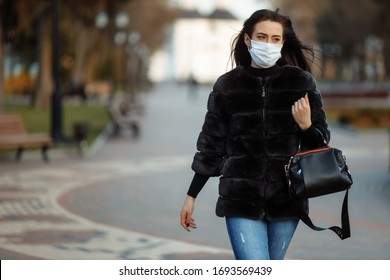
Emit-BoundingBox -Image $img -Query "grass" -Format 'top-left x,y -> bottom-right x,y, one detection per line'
5,105 -> 389,135
2,99 -> 389,159
4,102 -> 112,146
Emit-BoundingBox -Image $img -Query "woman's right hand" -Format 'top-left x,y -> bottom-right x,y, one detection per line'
180,195 -> 197,232
292,93 -> 312,131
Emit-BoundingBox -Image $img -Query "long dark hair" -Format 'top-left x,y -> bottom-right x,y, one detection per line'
231,9 -> 315,73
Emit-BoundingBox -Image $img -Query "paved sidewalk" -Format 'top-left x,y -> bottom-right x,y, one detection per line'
0,151 -> 233,260
0,82 -> 389,260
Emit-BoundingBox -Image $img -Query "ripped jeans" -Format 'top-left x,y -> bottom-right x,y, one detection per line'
225,217 -> 299,260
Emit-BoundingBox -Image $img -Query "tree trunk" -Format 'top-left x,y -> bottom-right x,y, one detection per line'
71,25 -> 97,86
34,14 -> 53,109
0,13 -> 4,113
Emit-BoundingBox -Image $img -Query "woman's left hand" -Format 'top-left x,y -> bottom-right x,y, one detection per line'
292,93 -> 312,131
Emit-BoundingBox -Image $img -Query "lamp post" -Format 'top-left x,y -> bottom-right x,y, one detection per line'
51,0 -> 63,142
95,10 -> 131,92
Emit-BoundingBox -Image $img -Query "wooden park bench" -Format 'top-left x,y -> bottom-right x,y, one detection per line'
0,114 -> 53,161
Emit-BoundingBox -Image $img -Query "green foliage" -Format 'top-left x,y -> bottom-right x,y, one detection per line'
5,103 -> 111,145
63,104 -> 111,144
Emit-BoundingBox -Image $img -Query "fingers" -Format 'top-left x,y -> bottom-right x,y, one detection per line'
180,195 -> 197,232
180,213 -> 189,231
292,94 -> 310,113
304,93 -> 309,103
292,100 -> 301,113
293,95 -> 309,110
180,213 -> 197,232
292,94 -> 311,131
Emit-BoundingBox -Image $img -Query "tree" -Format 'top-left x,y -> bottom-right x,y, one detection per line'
3,0 -> 53,108
34,4 -> 54,109
60,0 -> 177,97
373,0 -> 390,79
0,0 -> 19,112
316,0 -> 378,59
272,0 -> 330,77
273,0 -> 329,44
1,0 -> 177,110
0,2 -> 4,113
58,0 -> 176,96
316,0 -> 382,81
273,0 -> 389,81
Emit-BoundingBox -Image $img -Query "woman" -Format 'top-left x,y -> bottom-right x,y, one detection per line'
180,9 -> 330,260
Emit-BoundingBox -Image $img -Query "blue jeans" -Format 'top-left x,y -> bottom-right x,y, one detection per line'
225,217 -> 299,260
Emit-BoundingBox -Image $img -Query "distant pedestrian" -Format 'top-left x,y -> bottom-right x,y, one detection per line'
187,73 -> 199,99
180,9 -> 330,260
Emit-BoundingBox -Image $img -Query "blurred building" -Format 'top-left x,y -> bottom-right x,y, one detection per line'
148,0 -> 243,84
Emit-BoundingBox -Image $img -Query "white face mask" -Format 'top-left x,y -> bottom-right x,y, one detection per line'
248,39 -> 283,68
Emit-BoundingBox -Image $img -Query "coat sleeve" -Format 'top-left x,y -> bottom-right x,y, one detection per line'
301,74 -> 330,148
191,90 -> 228,176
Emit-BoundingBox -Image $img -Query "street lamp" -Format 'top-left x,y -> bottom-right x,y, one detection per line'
95,10 -> 132,91
51,0 -> 64,142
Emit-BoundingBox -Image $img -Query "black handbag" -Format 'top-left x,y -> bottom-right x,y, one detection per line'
285,146 -> 353,240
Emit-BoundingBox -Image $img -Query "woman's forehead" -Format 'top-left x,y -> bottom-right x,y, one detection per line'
253,20 -> 283,36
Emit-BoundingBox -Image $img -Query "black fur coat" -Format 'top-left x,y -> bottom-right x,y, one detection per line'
191,65 -> 330,220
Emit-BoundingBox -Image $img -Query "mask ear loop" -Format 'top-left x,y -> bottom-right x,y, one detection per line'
244,33 -> 252,50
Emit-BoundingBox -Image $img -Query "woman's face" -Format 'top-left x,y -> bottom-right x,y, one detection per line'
245,20 -> 284,46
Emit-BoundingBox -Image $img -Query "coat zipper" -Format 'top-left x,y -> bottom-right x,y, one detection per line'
260,78 -> 266,136
260,78 -> 266,217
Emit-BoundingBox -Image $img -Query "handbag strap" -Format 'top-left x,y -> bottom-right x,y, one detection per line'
291,189 -> 350,240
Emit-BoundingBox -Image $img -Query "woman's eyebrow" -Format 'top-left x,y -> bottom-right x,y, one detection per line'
255,32 -> 282,38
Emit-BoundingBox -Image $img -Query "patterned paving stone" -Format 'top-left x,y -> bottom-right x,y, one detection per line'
0,155 -> 232,260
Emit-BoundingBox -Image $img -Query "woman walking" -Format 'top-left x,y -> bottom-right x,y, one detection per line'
180,9 -> 330,260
